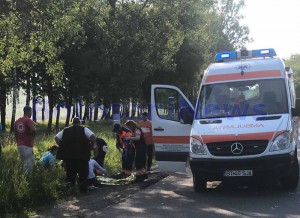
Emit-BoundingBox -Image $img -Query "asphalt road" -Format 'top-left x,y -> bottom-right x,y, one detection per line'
89,151 -> 300,218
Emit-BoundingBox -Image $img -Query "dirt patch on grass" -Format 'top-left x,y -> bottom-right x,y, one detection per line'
32,172 -> 168,218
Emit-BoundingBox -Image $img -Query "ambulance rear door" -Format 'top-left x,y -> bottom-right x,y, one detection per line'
151,84 -> 194,172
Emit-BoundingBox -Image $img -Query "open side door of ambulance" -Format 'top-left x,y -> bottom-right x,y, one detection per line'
151,84 -> 194,172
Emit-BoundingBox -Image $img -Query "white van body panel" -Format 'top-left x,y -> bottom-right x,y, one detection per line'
190,114 -> 294,159
151,84 -> 194,172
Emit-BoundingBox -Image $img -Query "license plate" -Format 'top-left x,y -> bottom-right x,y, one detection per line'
224,170 -> 253,177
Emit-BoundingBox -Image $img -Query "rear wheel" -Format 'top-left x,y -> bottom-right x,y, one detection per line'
193,175 -> 207,192
281,156 -> 299,190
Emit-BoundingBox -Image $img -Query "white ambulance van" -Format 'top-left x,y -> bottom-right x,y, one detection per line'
151,48 -> 300,191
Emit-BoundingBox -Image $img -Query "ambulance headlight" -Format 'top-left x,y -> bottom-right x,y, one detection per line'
190,137 -> 206,154
270,132 -> 290,152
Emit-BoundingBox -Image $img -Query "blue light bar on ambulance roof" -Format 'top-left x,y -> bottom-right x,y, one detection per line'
215,48 -> 277,62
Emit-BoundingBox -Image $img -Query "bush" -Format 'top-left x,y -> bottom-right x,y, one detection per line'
0,147 -> 30,215
0,120 -> 122,216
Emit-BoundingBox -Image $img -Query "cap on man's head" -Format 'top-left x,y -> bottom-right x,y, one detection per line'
112,123 -> 121,132
23,105 -> 32,113
142,112 -> 148,116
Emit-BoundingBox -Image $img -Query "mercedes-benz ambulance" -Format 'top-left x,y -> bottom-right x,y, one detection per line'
151,48 -> 300,191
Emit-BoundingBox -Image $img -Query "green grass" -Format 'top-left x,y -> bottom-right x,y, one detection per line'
0,120 -> 122,217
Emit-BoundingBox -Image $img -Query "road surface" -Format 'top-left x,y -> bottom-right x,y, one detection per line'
89,151 -> 300,218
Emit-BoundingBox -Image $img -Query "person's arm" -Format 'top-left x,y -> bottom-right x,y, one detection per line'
84,127 -> 98,153
28,120 -> 36,138
55,137 -> 61,146
129,129 -> 141,141
93,160 -> 107,174
55,130 -> 63,146
89,134 -> 96,144
49,154 -> 56,167
14,122 -> 18,142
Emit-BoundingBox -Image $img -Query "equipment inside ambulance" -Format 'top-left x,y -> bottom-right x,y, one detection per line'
151,48 -> 300,192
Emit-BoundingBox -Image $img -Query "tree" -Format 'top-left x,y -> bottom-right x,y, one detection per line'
285,54 -> 300,97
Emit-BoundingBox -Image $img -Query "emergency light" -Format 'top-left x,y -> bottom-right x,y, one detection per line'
215,48 -> 277,62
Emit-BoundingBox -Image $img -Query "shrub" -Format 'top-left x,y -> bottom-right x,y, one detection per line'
0,120 -> 123,216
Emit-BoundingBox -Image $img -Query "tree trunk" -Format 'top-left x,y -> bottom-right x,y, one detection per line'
10,69 -> 18,133
41,97 -> 45,121
79,99 -> 83,119
48,106 -> 53,133
65,87 -> 73,127
83,103 -> 89,121
32,98 -> 37,122
0,86 -> 7,132
71,103 -> 75,120
55,104 -> 60,130
65,104 -> 71,127
25,74 -> 30,105
93,104 -> 99,121
47,79 -> 54,132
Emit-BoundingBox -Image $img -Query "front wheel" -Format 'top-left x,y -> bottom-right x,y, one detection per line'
281,157 -> 299,190
193,175 -> 207,192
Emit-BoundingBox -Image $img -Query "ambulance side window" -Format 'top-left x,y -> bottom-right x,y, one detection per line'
154,88 -> 193,123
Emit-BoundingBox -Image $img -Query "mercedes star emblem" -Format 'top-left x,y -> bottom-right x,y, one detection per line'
231,142 -> 243,155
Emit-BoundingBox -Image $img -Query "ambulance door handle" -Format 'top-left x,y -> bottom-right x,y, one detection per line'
154,127 -> 164,131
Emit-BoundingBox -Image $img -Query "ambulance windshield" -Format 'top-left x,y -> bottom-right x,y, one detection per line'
196,78 -> 288,119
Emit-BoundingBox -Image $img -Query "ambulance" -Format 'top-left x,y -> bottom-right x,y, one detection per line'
151,48 -> 300,191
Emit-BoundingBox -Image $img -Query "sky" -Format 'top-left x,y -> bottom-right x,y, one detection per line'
242,0 -> 300,58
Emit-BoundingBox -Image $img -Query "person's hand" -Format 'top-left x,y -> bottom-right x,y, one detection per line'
93,142 -> 98,150
102,145 -> 108,153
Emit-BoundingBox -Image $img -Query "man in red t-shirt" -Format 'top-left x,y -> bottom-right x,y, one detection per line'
14,106 -> 36,173
139,112 -> 154,171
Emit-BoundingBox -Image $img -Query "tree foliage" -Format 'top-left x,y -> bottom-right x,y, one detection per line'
0,0 -> 252,129
285,54 -> 300,97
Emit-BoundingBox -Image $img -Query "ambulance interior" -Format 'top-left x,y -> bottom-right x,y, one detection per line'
196,78 -> 288,119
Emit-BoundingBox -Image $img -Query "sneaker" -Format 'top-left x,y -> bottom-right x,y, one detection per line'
88,185 -> 98,190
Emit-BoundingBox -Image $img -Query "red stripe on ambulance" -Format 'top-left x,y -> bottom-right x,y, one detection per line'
192,130 -> 286,144
204,70 -> 281,83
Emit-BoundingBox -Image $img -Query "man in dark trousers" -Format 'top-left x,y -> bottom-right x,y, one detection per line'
55,117 -> 97,193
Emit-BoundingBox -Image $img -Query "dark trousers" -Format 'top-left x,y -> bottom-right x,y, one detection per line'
65,159 -> 89,193
87,177 -> 102,187
122,145 -> 135,171
135,148 -> 147,171
94,152 -> 106,167
146,144 -> 154,170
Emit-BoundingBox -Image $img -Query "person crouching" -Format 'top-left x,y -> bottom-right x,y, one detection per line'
125,120 -> 148,182
111,124 -> 135,179
39,145 -> 58,168
87,158 -> 107,189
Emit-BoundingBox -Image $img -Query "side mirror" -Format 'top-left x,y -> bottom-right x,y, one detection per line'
292,98 -> 300,117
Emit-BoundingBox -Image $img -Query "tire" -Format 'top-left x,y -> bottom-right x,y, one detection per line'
281,156 -> 299,190
193,175 -> 207,192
